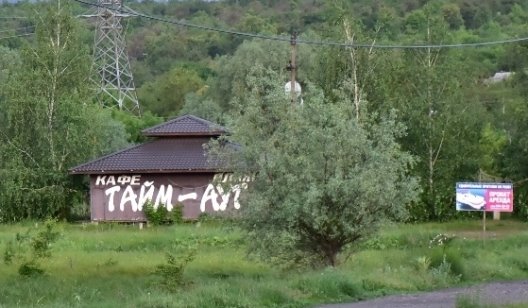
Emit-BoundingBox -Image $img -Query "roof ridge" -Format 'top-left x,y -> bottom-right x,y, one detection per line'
140,114 -> 188,134
142,114 -> 227,136
185,114 -> 220,128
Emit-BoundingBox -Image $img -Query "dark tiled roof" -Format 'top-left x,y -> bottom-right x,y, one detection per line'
142,114 -> 227,137
70,138 -> 219,174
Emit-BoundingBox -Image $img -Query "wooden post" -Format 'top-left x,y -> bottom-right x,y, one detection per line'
493,211 -> 501,220
290,32 -> 297,103
479,170 -> 486,237
483,210 -> 486,233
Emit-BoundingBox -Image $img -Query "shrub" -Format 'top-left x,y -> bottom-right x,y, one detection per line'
144,201 -> 183,225
2,219 -> 60,276
18,261 -> 45,276
171,204 -> 183,224
430,258 -> 460,287
429,248 -> 465,280
154,249 -> 196,291
361,236 -> 401,250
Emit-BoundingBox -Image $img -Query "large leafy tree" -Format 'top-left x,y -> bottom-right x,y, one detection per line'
137,66 -> 206,117
491,42 -> 528,219
214,67 -> 419,266
183,37 -> 318,120
387,6 -> 486,221
0,1 -> 128,221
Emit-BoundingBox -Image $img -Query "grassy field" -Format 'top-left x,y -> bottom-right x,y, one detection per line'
0,218 -> 527,308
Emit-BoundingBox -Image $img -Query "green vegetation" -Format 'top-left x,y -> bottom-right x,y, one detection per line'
1,1 -> 528,304
212,67 -> 419,266
456,295 -> 528,308
1,0 -> 528,223
0,1 -> 129,221
0,219 -> 527,307
3,220 -> 60,276
144,202 -> 184,226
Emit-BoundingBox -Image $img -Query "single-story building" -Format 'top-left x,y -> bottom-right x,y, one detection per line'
69,114 -> 246,221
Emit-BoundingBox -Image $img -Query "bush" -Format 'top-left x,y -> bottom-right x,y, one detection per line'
361,236 -> 401,250
429,248 -> 465,280
2,219 -> 60,276
18,261 -> 45,276
144,202 -> 183,225
154,250 -> 195,291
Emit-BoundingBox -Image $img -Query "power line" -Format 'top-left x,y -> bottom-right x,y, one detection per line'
0,26 -> 34,34
298,36 -> 528,49
0,32 -> 33,41
73,0 -> 288,42
72,0 -> 528,49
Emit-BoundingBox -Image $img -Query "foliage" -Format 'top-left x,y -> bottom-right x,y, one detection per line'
455,294 -> 487,308
429,233 -> 456,249
427,233 -> 464,281
385,8 -> 486,221
206,38 -> 318,112
179,94 -> 226,125
428,248 -> 465,281
2,220 -> 60,276
138,66 -> 206,117
3,0 -> 528,223
0,220 -> 527,306
143,201 -> 183,226
294,268 -> 362,301
361,235 -> 401,250
154,249 -> 196,291
111,109 -> 163,143
144,202 -> 168,226
212,66 -> 419,267
0,1 -> 129,221
429,256 -> 462,287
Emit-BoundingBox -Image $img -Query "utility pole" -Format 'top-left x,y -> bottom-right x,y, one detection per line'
82,0 -> 140,114
286,32 -> 297,104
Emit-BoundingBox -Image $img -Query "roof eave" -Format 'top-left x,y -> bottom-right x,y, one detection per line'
69,168 -> 227,175
142,132 -> 225,137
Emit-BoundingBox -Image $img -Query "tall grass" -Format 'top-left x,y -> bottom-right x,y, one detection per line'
0,219 -> 527,307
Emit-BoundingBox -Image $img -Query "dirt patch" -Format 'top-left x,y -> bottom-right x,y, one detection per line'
319,280 -> 528,308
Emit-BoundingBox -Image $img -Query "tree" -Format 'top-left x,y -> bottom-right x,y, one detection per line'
138,66 -> 206,117
0,46 -> 20,125
386,7 -> 485,220
213,66 -> 419,267
442,3 -> 464,30
0,0 -> 128,221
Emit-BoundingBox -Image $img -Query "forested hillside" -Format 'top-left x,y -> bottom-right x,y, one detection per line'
1,0 -> 528,222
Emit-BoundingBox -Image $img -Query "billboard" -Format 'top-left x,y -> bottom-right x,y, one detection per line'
456,182 -> 513,212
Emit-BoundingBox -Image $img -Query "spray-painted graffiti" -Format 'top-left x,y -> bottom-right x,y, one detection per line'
94,174 -> 249,214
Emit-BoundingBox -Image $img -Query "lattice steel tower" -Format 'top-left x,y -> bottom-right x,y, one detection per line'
88,0 -> 140,112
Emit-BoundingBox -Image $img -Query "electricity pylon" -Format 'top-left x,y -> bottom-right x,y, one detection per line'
83,0 -> 140,113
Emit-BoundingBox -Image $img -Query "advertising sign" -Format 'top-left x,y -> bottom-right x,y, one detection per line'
456,182 -> 513,212
89,173 -> 250,221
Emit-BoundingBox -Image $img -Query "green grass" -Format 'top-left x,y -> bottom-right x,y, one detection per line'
0,219 -> 527,307
456,294 -> 528,308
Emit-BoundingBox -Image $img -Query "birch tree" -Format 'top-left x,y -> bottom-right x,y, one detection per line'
0,1 -> 128,221
389,6 -> 485,220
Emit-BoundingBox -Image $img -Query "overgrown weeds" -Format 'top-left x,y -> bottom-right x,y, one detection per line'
3,219 -> 60,276
154,249 -> 196,291
0,219 -> 527,307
